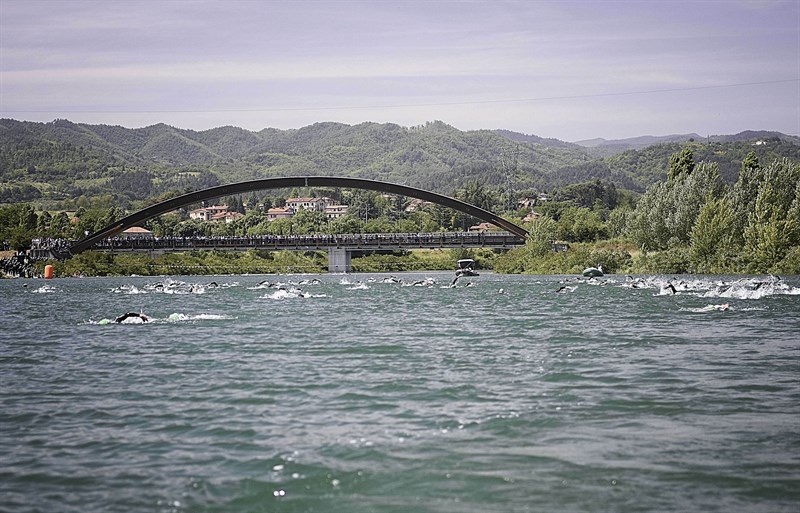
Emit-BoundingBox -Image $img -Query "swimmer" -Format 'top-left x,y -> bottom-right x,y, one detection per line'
697,303 -> 730,312
659,283 -> 677,295
113,312 -> 150,324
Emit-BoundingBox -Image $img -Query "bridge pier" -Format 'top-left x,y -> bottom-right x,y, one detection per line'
328,248 -> 352,273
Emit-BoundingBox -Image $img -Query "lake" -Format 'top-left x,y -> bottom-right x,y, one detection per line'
1,272 -> 798,512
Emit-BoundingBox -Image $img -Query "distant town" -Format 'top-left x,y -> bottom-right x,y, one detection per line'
182,195 -> 544,228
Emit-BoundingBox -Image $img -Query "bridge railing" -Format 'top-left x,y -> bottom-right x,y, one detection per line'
88,231 -> 525,252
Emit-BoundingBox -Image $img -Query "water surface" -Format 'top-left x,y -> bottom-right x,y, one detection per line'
1,273 -> 798,512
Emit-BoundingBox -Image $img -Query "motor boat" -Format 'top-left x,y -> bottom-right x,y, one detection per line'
582,265 -> 604,278
456,259 -> 479,277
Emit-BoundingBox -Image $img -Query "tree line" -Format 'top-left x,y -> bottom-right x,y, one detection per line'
2,149 -> 799,276
496,150 -> 800,275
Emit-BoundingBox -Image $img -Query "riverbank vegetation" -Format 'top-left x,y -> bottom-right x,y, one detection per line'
497,152 -> 800,275
7,248 -> 490,277
2,144 -> 799,277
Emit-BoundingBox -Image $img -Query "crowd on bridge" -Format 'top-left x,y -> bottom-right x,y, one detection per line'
88,231 -> 522,251
31,238 -> 73,252
1,252 -> 37,278
11,232 -> 523,261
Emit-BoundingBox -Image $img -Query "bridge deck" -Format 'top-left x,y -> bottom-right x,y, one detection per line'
92,232 -> 525,253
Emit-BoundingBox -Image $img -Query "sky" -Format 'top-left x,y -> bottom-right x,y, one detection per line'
1,0 -> 798,142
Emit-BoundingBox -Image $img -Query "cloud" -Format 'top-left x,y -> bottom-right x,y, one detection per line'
2,0 -> 797,140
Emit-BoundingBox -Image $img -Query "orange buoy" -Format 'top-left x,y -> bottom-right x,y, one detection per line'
44,265 -> 54,279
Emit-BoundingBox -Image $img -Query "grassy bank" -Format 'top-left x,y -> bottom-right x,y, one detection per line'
17,240 -> 800,279
30,248 -> 499,277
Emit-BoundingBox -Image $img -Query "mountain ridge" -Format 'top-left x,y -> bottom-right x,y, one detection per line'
1,118 -> 798,206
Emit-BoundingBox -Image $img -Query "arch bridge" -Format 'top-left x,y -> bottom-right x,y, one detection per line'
67,176 -> 529,271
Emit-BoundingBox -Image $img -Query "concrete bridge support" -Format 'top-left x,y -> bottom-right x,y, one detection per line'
328,248 -> 352,273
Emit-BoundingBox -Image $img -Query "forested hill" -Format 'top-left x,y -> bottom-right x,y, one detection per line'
1,118 -> 798,206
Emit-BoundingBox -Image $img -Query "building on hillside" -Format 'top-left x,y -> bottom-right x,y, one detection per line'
285,197 -> 333,212
120,226 -> 154,239
220,212 -> 244,224
324,205 -> 349,219
523,211 -> 542,223
404,198 -> 433,212
469,222 -> 500,232
189,205 -> 229,221
267,207 -> 294,221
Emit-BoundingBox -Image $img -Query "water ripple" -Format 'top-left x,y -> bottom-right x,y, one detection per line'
1,273 -> 798,512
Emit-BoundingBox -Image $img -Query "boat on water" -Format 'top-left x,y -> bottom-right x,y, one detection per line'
456,259 -> 479,277
582,265 -> 604,278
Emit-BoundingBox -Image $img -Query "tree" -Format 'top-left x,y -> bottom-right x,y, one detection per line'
0,205 -> 38,248
626,161 -> 722,250
668,148 -> 695,181
525,216 -> 558,257
149,213 -> 183,237
742,158 -> 800,270
452,180 -> 498,229
607,207 -> 630,238
292,208 -> 328,234
49,212 -> 70,237
555,206 -> 606,242
345,190 -> 381,222
728,151 -> 764,244
665,162 -> 723,245
626,181 -> 671,250
552,180 -> 618,210
227,195 -> 240,214
111,170 -> 153,200
100,206 -> 125,228
689,196 -> 736,272
455,180 -> 496,211
37,211 -> 52,234
375,194 -> 403,221
329,215 -> 364,234
20,204 -> 37,231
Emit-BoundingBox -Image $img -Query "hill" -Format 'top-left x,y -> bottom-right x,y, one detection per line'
572,133 -> 704,157
1,118 -> 798,207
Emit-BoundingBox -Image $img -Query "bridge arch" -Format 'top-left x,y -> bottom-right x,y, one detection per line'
68,176 -> 528,255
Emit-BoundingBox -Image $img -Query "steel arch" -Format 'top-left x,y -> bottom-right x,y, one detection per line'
67,176 -> 528,255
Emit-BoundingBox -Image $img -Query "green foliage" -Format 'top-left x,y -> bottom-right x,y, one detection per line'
728,151 -> 765,244
0,204 -> 38,250
526,216 -> 559,257
111,170 -> 153,200
623,153 -> 799,275
742,158 -> 800,270
689,196 -> 737,272
555,207 -> 607,242
4,119 -> 800,277
51,249 -> 327,276
668,148 -> 696,181
290,208 -> 329,234
607,207 -> 631,238
3,119 -> 799,216
351,249 -> 458,272
627,162 -> 723,249
0,183 -> 42,203
632,247 -> 692,274
552,180 -> 619,210
494,242 -> 632,275
775,246 -> 800,275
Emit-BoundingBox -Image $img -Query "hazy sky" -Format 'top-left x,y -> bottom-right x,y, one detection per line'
1,0 -> 798,141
